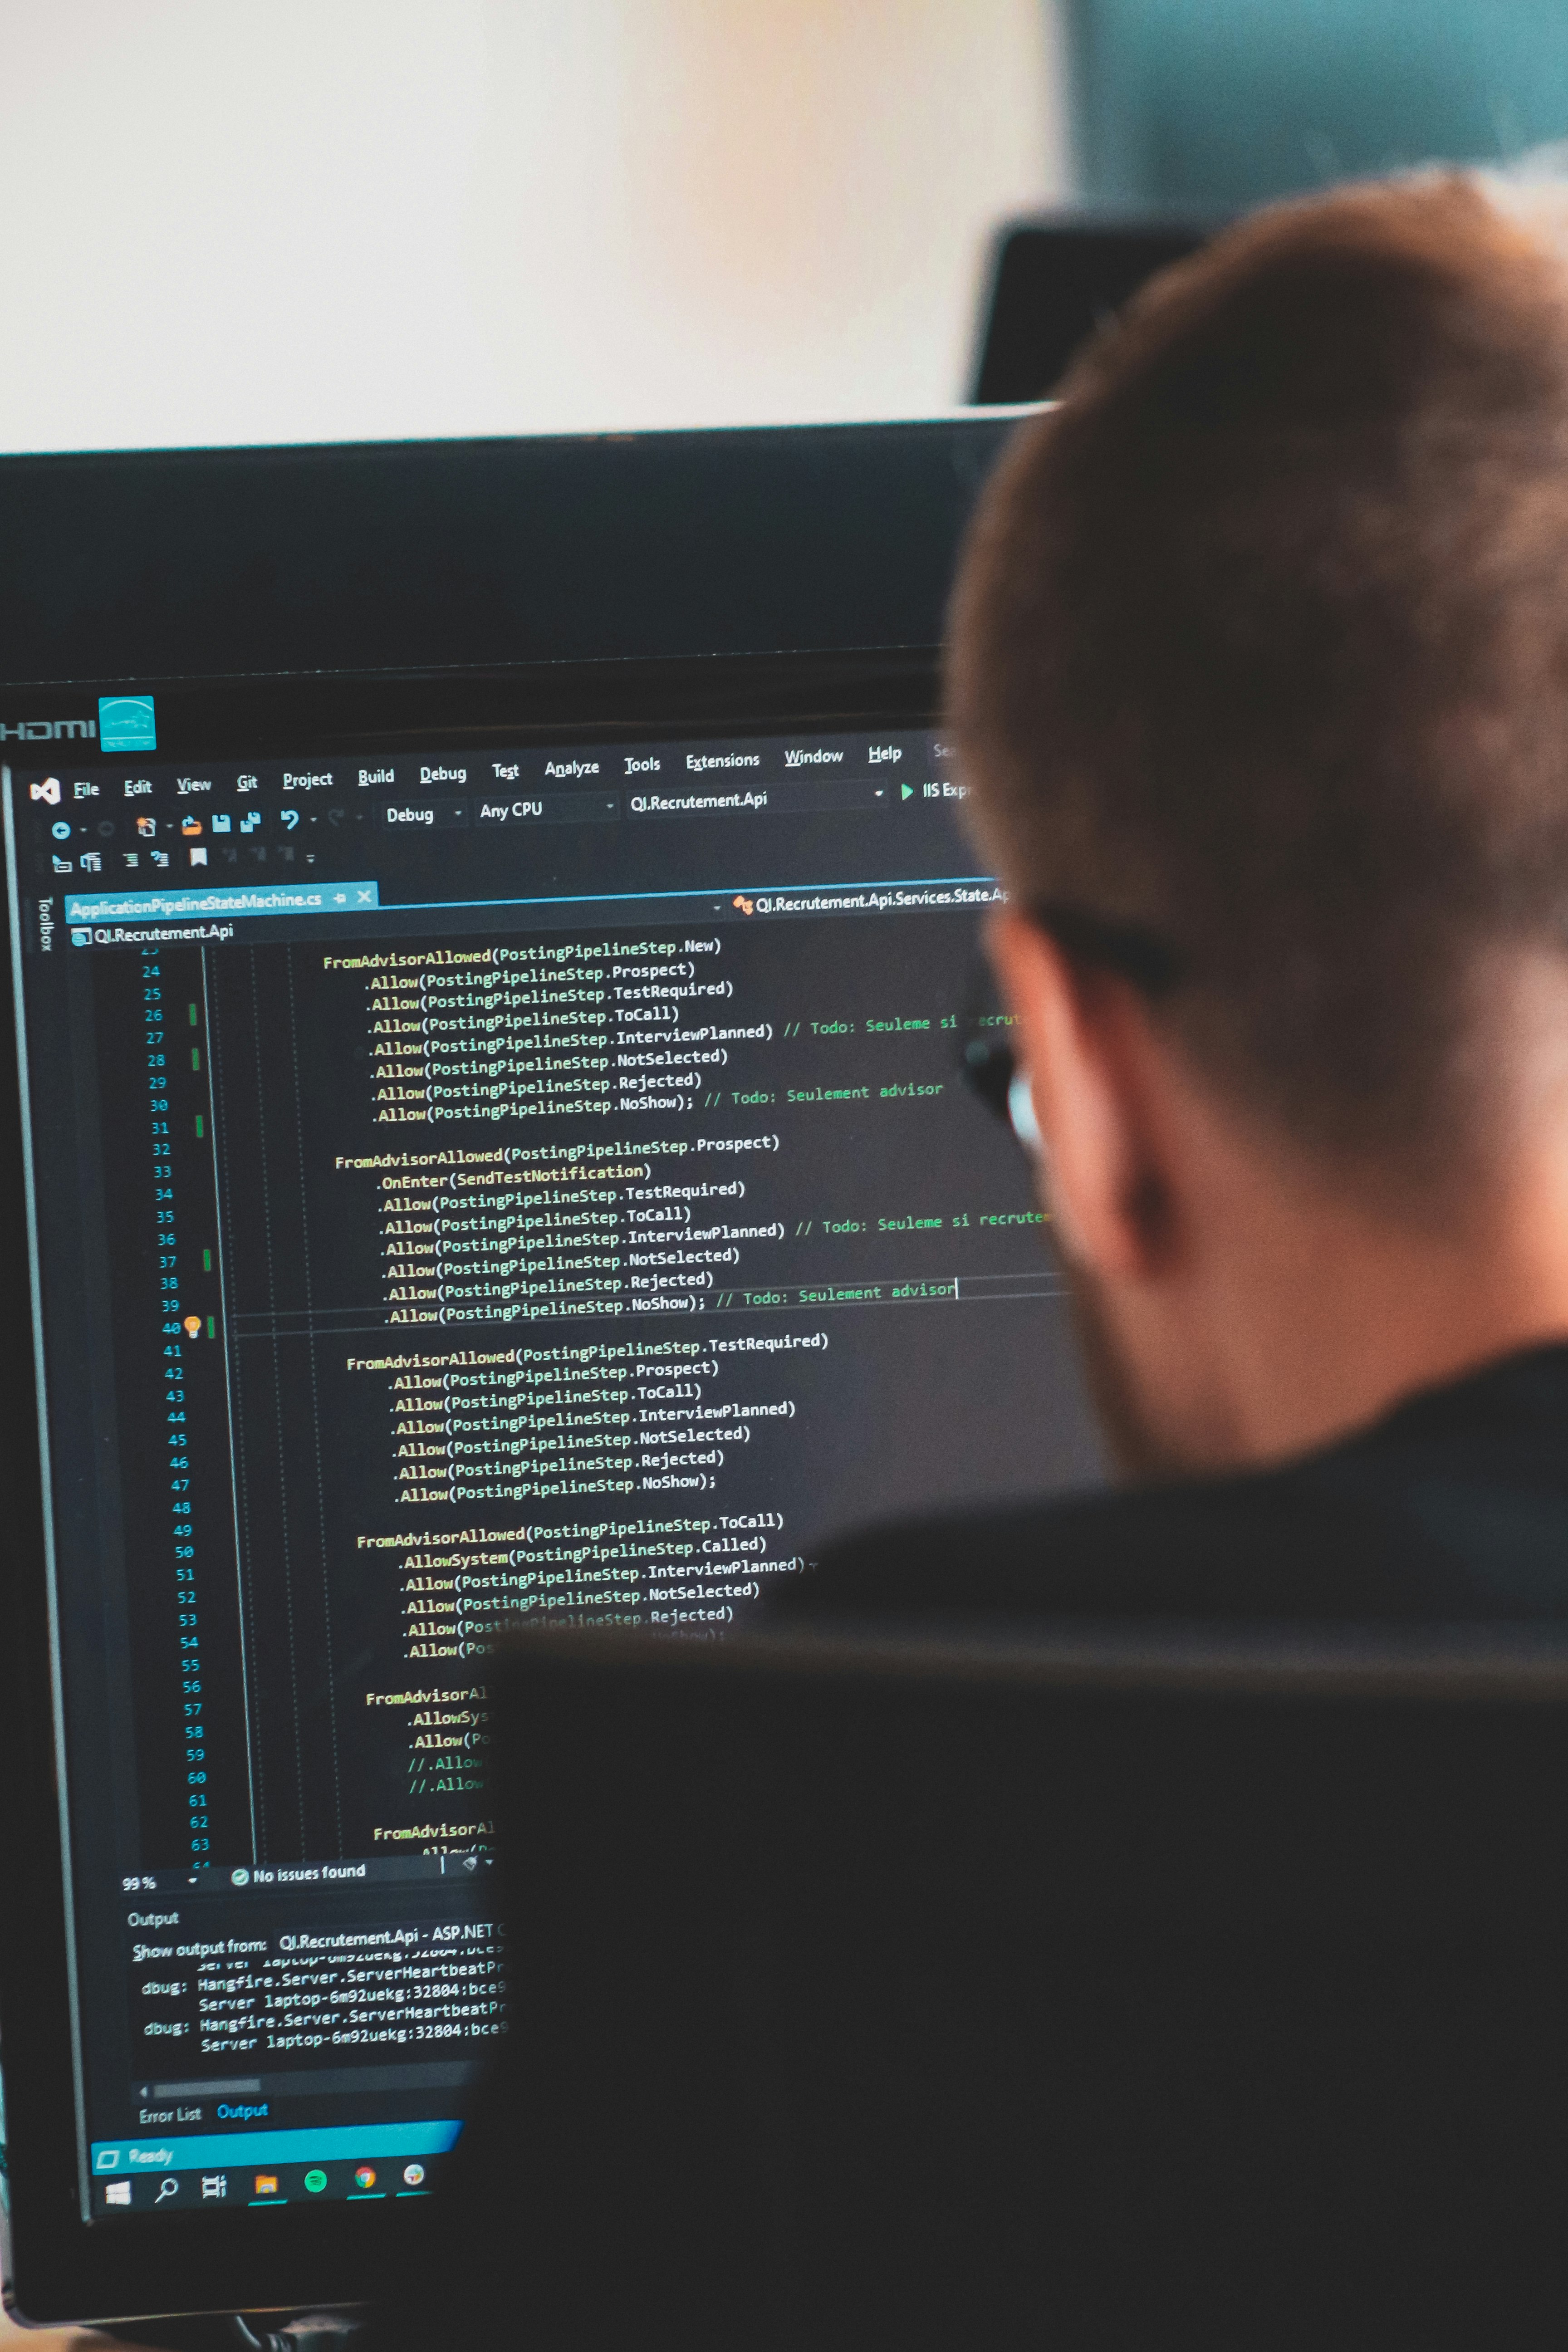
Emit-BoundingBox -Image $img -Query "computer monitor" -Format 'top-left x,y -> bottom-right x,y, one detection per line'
969,212 -> 1214,403
0,439 -> 1100,2331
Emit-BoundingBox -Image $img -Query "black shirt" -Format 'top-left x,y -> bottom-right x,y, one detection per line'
772,1340 -> 1568,1625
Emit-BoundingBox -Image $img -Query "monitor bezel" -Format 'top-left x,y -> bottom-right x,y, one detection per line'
0,643 -> 942,2328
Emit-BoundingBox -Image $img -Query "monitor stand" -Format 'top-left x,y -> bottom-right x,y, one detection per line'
104,2313 -> 362,2350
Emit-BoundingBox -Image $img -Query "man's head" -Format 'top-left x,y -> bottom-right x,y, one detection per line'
953,173 -> 1568,1475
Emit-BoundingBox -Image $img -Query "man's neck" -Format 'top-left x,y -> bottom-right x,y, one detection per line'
1216,1195 -> 1568,1466
1107,1129 -> 1568,1477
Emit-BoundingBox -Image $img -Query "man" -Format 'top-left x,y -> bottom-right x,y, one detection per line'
781,169 -> 1568,1623
366,173 -> 1568,2352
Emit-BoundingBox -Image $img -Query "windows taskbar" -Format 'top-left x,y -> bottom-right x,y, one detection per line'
90,2119 -> 460,2213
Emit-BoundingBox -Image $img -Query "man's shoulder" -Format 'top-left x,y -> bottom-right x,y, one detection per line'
776,1469 -> 1385,1624
773,1342 -> 1568,1627
777,1460 -> 1545,1627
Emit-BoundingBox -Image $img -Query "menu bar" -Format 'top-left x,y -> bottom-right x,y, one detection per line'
10,727 -> 955,808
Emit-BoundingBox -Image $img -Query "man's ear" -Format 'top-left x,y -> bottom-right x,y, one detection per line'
984,907 -> 1177,1281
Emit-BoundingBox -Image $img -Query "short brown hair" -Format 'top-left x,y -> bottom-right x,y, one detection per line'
951,173 -> 1568,1185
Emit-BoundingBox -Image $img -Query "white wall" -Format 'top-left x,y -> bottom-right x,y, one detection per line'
0,0 -> 1067,453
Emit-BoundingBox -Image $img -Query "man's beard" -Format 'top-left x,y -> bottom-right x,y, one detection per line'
1065,1266 -> 1186,1482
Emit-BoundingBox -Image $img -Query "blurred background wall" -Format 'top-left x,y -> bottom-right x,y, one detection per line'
0,0 -> 1068,452
1069,0 -> 1568,208
7,6 -> 1568,458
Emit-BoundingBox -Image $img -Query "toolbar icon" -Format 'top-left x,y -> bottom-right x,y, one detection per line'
104,2179 -> 131,2207
240,811 -> 260,833
354,2166 -> 377,2190
402,2163 -> 425,2187
201,2175 -> 227,2200
255,2174 -> 279,2197
29,777 -> 61,805
304,2169 -> 328,2194
137,815 -> 157,838
181,816 -> 202,836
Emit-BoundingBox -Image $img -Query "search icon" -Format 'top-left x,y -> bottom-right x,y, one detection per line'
156,2176 -> 178,2203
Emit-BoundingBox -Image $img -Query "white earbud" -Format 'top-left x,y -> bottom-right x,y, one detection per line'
1007,1065 -> 1043,1157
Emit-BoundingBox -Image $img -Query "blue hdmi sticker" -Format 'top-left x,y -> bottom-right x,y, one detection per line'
98,695 -> 156,752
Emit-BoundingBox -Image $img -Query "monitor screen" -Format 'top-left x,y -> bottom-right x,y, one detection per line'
0,652 -> 1101,2305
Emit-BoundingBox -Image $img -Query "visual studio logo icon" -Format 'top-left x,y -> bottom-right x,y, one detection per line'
29,778 -> 62,806
98,696 -> 156,753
